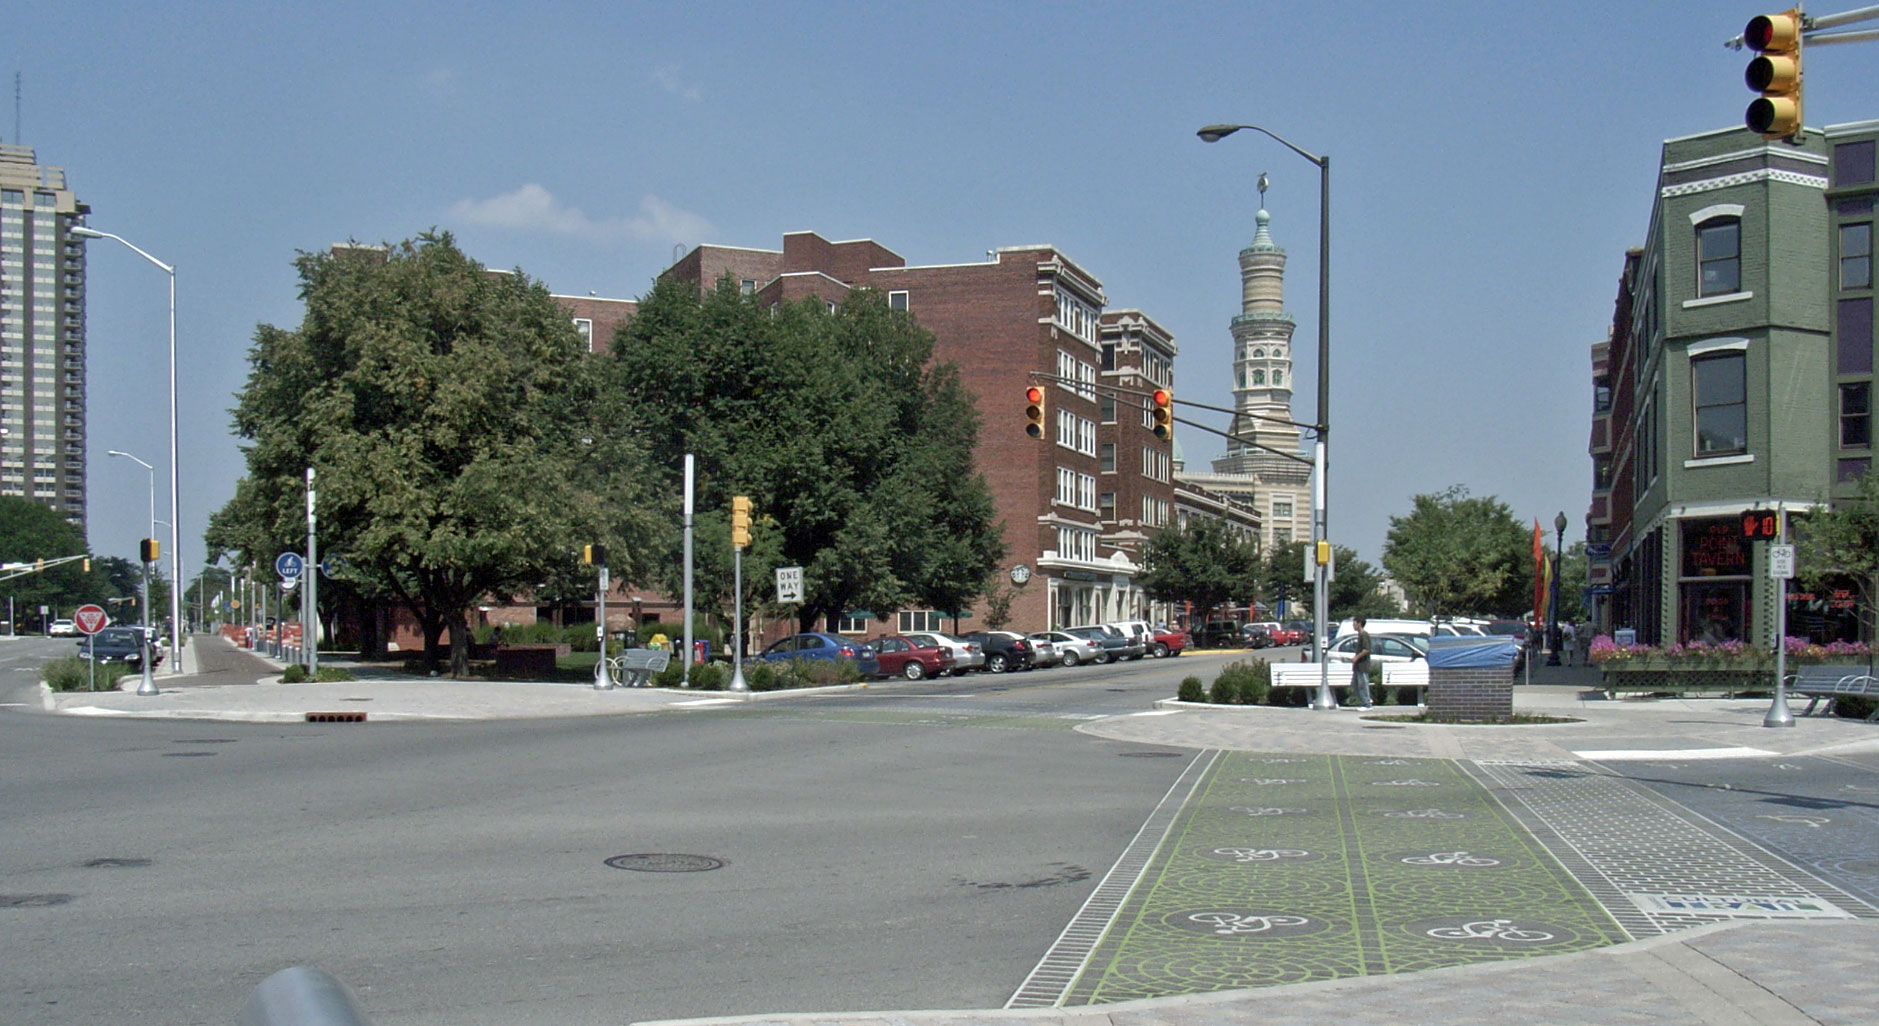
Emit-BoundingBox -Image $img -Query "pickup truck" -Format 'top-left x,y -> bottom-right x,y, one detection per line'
75,626 -> 163,669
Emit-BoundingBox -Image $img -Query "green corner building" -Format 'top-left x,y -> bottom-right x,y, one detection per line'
1592,122 -> 1876,646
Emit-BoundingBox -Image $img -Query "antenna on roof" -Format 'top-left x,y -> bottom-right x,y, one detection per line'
11,72 -> 19,144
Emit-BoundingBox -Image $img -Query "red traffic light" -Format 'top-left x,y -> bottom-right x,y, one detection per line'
1150,389 -> 1173,440
1024,385 -> 1047,439
1742,9 -> 1803,139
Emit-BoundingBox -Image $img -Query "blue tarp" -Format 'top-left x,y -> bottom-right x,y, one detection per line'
1425,636 -> 1520,668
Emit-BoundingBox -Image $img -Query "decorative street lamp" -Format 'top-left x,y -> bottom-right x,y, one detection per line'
72,227 -> 182,674
1199,122 -> 1333,709
1547,510 -> 1568,666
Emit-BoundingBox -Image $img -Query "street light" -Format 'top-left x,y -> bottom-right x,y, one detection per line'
106,449 -> 159,696
73,226 -> 181,674
1547,510 -> 1568,667
1199,122 -> 1333,709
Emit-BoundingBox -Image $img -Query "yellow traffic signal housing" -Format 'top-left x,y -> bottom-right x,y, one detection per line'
731,495 -> 753,549
1024,385 -> 1047,439
140,538 -> 160,563
1315,539 -> 1331,566
582,543 -> 607,566
82,557 -> 90,573
1744,9 -> 1804,139
1151,388 -> 1173,440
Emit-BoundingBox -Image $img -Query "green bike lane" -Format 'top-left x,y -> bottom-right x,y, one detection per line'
1043,750 -> 1629,1006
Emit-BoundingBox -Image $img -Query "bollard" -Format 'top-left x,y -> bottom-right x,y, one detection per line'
238,967 -> 372,1026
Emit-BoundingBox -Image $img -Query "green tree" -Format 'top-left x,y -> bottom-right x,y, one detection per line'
1555,540 -> 1591,624
1382,486 -> 1534,619
1137,517 -> 1260,620
0,496 -> 92,624
1795,470 -> 1879,644
606,277 -> 1003,631
1262,540 -> 1395,621
210,233 -> 658,675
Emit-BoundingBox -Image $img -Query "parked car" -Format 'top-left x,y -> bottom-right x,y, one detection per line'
1194,620 -> 1245,649
1062,625 -> 1131,663
1109,620 -> 1157,654
48,617 -> 78,637
1095,623 -> 1148,660
755,632 -> 879,677
1325,632 -> 1428,666
868,635 -> 954,680
1282,620 -> 1315,646
75,625 -> 162,668
961,630 -> 1034,673
1148,626 -> 1187,658
903,631 -> 984,675
1023,632 -> 1064,667
1032,630 -> 1101,667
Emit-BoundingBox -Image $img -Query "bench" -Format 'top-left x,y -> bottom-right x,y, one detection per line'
608,648 -> 672,688
1381,662 -> 1429,705
1789,666 -> 1879,720
1270,663 -> 1338,691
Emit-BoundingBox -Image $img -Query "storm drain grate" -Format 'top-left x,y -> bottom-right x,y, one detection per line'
306,711 -> 367,723
605,853 -> 725,873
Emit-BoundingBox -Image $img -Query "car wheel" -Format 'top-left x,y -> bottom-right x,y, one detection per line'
1153,642 -> 1169,658
903,661 -> 926,681
986,653 -> 1007,673
1061,650 -> 1080,667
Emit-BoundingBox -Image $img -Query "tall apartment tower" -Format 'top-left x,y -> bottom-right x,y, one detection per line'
1178,200 -> 1311,551
0,144 -> 88,529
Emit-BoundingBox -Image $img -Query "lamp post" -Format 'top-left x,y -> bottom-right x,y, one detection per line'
107,449 -> 158,696
1547,510 -> 1567,666
1198,122 -> 1333,709
72,227 -> 181,674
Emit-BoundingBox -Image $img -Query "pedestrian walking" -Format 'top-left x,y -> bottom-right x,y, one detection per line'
1347,616 -> 1374,709
1560,621 -> 1577,665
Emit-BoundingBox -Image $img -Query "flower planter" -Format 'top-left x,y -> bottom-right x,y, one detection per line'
1600,658 -> 1869,699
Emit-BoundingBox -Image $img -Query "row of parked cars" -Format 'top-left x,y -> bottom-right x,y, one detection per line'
751,621 -> 1189,680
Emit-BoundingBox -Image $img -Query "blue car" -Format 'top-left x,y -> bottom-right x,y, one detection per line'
755,632 -> 879,676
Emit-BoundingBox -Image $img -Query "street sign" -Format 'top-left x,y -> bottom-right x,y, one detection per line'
276,552 -> 305,579
776,566 -> 804,604
1769,543 -> 1796,580
74,604 -> 109,635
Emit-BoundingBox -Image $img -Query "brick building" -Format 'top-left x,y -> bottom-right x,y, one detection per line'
662,232 -> 1178,632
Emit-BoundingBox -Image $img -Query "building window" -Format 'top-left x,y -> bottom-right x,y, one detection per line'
835,614 -> 869,634
1055,409 -> 1075,450
888,290 -> 908,311
1251,369 -> 1265,385
1098,492 -> 1116,520
740,279 -> 757,295
1696,218 -> 1741,297
1692,352 -> 1746,456
898,610 -> 945,632
1100,342 -> 1116,370
1272,500 -> 1292,518
1272,370 -> 1283,386
1834,140 -> 1877,187
1843,223 -> 1873,290
1100,395 -> 1116,424
1843,298 -> 1875,374
1056,466 -> 1076,506
1843,381 -> 1872,448
571,318 -> 594,350
1100,443 -> 1115,473
1841,457 -> 1871,482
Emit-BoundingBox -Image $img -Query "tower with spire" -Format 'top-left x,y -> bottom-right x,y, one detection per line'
1177,181 -> 1311,553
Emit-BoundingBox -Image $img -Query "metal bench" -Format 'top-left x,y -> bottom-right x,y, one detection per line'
1269,663 -> 1337,690
605,647 -> 672,688
1381,662 -> 1429,705
1788,666 -> 1879,719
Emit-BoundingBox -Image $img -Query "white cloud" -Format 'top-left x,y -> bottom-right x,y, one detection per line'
446,185 -> 714,248
651,64 -> 702,102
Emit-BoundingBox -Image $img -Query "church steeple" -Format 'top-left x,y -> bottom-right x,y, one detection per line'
1215,191 -> 1300,476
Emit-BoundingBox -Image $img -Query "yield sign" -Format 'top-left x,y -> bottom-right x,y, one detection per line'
74,604 -> 110,635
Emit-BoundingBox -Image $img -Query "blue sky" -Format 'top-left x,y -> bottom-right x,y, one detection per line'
17,0 -> 1879,590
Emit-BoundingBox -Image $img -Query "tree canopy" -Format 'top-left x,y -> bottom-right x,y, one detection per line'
1262,539 -> 1396,621
604,276 -> 1004,631
1795,470 -> 1879,643
1137,517 -> 1260,619
1381,486 -> 1534,619
209,233 -> 657,673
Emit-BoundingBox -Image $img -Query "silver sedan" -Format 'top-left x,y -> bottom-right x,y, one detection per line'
1031,630 -> 1102,668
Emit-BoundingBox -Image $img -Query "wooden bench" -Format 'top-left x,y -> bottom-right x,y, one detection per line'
608,648 -> 672,688
1789,666 -> 1879,719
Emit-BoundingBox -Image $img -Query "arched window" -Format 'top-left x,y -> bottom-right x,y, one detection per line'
1696,217 -> 1741,297
1252,370 -> 1266,385
1252,348 -> 1265,358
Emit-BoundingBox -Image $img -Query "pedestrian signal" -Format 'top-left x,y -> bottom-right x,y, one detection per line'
1740,508 -> 1781,539
1024,386 -> 1046,439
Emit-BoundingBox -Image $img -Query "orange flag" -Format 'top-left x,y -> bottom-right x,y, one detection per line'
1532,519 -> 1545,629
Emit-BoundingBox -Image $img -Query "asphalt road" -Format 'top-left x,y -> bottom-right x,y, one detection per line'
0,640 -> 1231,1026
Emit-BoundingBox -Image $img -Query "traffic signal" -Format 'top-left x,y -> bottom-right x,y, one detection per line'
583,543 -> 607,566
731,496 -> 753,549
1741,508 -> 1781,539
1023,385 -> 1046,439
1151,388 -> 1173,440
82,557 -> 90,573
140,538 -> 160,563
1744,9 -> 1804,139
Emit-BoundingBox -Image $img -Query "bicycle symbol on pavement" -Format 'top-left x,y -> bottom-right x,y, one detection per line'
1426,919 -> 1554,942
1187,912 -> 1312,935
1238,778 -> 1307,786
1212,847 -> 1312,863
1373,779 -> 1442,787
1402,851 -> 1501,867
1230,806 -> 1307,817
1380,809 -> 1466,819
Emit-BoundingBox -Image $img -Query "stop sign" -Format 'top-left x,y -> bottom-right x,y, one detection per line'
74,604 -> 109,634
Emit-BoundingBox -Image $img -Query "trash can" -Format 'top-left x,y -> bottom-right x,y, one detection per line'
1425,637 -> 1520,721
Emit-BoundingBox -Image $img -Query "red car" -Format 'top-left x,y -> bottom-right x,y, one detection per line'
1150,627 -> 1188,657
867,635 -> 956,680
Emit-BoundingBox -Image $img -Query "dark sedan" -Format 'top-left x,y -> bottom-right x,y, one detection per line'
961,631 -> 1034,673
75,626 -> 162,669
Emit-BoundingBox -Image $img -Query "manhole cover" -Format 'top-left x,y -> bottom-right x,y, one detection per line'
1,894 -> 75,908
605,853 -> 725,873
83,857 -> 152,868
1119,751 -> 1184,758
